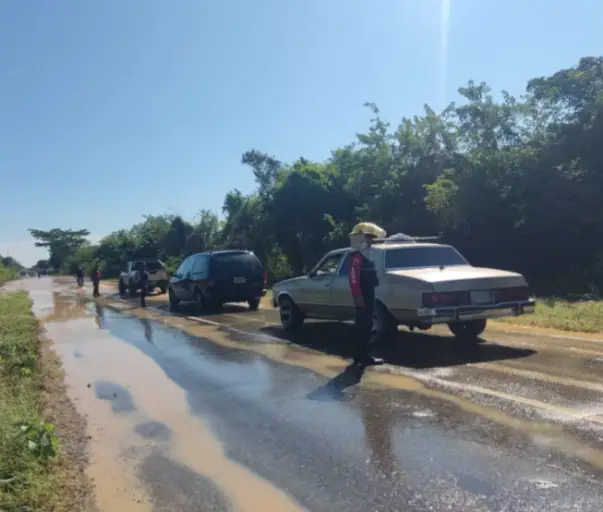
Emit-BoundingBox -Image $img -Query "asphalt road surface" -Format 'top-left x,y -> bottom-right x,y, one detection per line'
15,278 -> 603,511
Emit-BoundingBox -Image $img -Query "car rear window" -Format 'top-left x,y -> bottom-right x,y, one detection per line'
385,246 -> 468,269
211,253 -> 263,276
133,260 -> 163,272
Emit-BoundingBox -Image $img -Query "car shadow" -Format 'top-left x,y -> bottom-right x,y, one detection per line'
166,302 -> 256,317
259,322 -> 536,370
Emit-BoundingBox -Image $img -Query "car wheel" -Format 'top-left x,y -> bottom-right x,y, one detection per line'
168,288 -> 180,311
118,279 -> 126,297
372,301 -> 398,344
194,289 -> 205,313
248,297 -> 260,310
448,319 -> 487,343
279,296 -> 303,331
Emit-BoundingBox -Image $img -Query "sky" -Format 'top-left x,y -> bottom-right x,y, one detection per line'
1,0 -> 602,266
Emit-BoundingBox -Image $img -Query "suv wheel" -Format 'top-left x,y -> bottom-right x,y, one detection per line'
248,297 -> 260,310
372,302 -> 398,344
279,296 -> 303,331
168,288 -> 180,311
448,319 -> 487,343
118,279 -> 126,297
194,289 -> 205,313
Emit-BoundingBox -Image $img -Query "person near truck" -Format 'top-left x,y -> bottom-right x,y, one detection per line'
348,222 -> 386,367
91,265 -> 101,298
139,263 -> 149,307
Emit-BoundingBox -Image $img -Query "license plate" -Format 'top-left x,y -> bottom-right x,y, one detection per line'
233,277 -> 247,284
471,290 -> 492,304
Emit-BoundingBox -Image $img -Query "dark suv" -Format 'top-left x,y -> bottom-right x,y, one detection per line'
168,250 -> 267,312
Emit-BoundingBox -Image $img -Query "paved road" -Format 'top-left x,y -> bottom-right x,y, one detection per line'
20,278 -> 603,510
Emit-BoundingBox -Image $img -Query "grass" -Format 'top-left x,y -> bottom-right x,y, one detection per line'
499,297 -> 603,334
0,292 -> 74,511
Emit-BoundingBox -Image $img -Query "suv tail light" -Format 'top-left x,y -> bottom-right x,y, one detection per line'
496,286 -> 530,302
422,291 -> 467,307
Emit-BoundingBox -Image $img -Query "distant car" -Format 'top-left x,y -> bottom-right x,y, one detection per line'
119,259 -> 169,297
271,235 -> 535,343
168,250 -> 267,312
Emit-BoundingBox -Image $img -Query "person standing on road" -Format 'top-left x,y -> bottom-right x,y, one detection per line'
139,263 -> 149,308
91,265 -> 101,298
75,266 -> 84,287
348,223 -> 385,367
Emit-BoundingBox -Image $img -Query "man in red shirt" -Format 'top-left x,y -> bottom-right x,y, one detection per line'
348,231 -> 384,367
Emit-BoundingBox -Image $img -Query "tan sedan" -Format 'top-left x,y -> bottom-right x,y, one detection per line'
272,240 -> 535,343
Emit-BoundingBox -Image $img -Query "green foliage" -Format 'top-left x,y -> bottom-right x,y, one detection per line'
28,228 -> 90,272
0,292 -> 62,509
38,56 -> 603,294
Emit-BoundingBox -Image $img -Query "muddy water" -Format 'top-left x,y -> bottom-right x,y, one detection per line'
32,280 -> 305,512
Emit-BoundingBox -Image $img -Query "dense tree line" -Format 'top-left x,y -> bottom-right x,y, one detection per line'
30,57 -> 603,295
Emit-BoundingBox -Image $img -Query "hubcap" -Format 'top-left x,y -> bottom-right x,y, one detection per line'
280,302 -> 292,326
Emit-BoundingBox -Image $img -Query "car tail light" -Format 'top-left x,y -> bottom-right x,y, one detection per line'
422,291 -> 467,307
496,286 -> 530,302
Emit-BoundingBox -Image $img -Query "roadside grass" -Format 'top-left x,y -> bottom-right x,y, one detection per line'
499,297 -> 603,334
0,292 -> 82,511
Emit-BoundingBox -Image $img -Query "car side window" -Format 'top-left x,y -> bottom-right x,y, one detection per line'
191,255 -> 209,279
338,254 -> 350,276
176,257 -> 193,277
312,253 -> 343,278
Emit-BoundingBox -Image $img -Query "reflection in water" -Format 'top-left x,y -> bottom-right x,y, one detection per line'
94,302 -> 105,329
47,291 -> 89,323
140,318 -> 154,344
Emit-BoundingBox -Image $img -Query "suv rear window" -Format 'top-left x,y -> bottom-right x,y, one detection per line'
385,246 -> 468,269
211,252 -> 263,276
133,260 -> 163,272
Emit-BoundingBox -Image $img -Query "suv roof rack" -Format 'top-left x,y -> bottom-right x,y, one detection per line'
374,233 -> 441,244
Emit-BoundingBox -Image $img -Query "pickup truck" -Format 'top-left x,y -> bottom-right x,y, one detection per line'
118,259 -> 169,297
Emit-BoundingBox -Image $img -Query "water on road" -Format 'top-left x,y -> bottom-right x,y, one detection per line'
16,278 -> 603,511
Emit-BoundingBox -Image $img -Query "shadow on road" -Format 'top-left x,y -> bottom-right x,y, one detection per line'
260,322 -> 536,370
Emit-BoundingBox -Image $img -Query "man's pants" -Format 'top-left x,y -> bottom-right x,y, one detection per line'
92,281 -> 100,297
354,297 -> 375,360
140,287 -> 147,307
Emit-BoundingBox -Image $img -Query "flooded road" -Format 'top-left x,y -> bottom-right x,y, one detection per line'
19,278 -> 603,510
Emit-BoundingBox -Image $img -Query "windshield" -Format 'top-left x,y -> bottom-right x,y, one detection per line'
385,246 -> 468,270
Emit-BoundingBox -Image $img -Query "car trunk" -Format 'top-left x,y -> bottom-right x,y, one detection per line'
387,265 -> 526,293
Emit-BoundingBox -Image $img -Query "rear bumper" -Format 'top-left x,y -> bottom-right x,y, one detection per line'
212,288 -> 266,302
411,299 -> 536,324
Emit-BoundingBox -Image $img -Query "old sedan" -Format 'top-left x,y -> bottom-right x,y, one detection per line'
271,237 -> 535,343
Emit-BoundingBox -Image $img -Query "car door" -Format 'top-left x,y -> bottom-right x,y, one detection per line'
328,252 -> 356,321
190,254 -> 210,293
297,252 -> 345,318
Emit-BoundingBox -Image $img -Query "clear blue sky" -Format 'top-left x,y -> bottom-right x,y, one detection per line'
1,0 -> 601,265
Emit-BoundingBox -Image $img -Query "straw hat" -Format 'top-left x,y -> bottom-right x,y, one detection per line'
349,222 -> 387,239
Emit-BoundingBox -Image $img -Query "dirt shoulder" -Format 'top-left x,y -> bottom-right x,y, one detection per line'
0,291 -> 96,511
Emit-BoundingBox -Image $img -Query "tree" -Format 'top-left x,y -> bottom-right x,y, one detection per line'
28,228 -> 90,271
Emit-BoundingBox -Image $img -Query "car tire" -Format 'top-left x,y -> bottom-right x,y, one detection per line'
279,296 -> 303,332
168,288 -> 180,311
373,301 -> 398,344
194,288 -> 205,313
248,297 -> 260,310
448,319 -> 487,343
118,279 -> 126,297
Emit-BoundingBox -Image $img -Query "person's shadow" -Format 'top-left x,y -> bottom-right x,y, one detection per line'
306,364 -> 365,402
